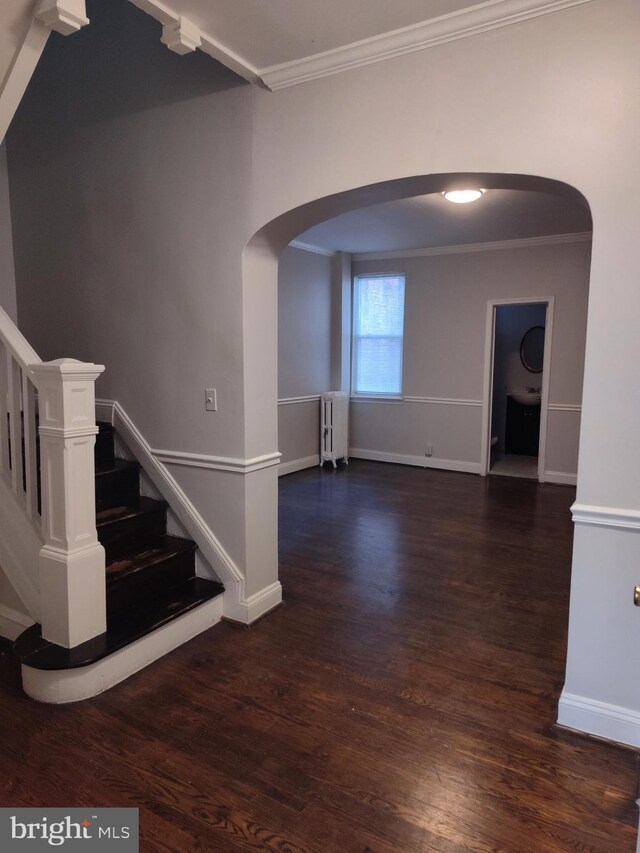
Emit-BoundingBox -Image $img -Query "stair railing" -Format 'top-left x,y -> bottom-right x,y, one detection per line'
0,304 -> 106,648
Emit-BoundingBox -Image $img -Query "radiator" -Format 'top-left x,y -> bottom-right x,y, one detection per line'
320,391 -> 349,468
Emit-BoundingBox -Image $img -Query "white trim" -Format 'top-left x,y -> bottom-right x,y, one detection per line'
349,447 -> 481,475
96,399 -> 280,624
154,448 -> 281,474
277,395 -> 321,405
21,594 -> 224,703
558,691 -> 640,750
127,0 -> 261,84
0,20 -> 51,144
353,232 -> 592,262
278,455 -> 320,477
0,603 -> 34,642
98,399 -> 281,474
288,240 -> 336,257
231,582 -> 283,624
404,396 -> 483,407
548,403 -> 582,412
571,503 -> 640,531
260,0 -> 595,90
36,0 -> 89,35
480,296 -> 554,482
543,471 -> 577,486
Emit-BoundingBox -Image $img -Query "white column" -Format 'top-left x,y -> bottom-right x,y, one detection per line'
31,358 -> 106,648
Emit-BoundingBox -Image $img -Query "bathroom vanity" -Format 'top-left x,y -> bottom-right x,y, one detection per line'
505,395 -> 541,456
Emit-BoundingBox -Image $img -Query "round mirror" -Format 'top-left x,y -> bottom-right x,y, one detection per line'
520,325 -> 545,373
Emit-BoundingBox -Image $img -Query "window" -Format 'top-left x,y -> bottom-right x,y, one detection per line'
352,274 -> 406,396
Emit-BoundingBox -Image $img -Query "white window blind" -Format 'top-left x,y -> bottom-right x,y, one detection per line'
352,274 -> 406,396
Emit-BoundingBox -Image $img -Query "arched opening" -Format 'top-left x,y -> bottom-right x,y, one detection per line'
243,170 -> 593,753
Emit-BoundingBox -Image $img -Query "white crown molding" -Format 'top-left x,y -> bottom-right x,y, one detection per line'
278,395 -> 321,406
571,503 -> 640,530
127,0 -> 261,83
353,232 -> 592,262
260,0 -> 595,90
36,0 -> 89,36
288,240 -> 336,257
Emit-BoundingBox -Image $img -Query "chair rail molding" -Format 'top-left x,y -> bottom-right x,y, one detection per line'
277,395 -> 321,405
571,503 -> 640,531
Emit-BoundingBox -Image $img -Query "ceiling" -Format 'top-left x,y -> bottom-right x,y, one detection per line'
294,189 -> 592,255
126,0 -> 594,89
141,0 -> 476,68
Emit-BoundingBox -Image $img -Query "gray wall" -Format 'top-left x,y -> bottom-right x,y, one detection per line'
0,142 -> 16,322
6,0 -> 257,585
352,240 -> 590,476
277,245 -> 332,466
5,0 -> 640,735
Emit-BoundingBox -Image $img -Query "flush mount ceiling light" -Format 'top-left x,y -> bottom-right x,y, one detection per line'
442,189 -> 486,204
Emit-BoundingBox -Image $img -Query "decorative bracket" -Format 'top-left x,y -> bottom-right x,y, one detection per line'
161,17 -> 202,55
36,0 -> 89,36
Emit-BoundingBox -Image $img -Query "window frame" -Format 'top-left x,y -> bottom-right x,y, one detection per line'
351,272 -> 406,399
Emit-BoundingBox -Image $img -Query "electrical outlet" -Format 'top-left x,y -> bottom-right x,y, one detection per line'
205,388 -> 217,412
425,444 -> 433,457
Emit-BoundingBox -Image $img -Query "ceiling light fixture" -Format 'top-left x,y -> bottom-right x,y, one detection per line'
442,189 -> 486,204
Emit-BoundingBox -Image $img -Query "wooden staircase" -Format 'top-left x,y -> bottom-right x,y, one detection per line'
14,422 -> 224,672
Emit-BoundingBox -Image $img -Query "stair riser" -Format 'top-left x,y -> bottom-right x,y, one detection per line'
107,550 -> 196,612
99,508 -> 167,562
95,426 -> 115,471
96,467 -> 140,512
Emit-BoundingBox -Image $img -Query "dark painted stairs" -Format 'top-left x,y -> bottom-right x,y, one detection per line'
14,422 -> 224,670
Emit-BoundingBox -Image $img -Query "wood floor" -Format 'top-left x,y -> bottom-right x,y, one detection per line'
0,460 -> 638,851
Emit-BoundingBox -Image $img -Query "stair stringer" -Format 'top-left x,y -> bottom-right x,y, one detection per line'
0,472 -> 41,626
95,400 -> 280,625
22,593 -> 223,703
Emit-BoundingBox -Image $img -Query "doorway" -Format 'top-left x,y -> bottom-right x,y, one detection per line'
481,297 -> 553,481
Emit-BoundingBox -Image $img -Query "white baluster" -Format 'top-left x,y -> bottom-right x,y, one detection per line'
30,358 -> 106,648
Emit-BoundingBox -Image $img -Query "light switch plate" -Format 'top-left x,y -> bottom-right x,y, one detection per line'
205,388 -> 217,412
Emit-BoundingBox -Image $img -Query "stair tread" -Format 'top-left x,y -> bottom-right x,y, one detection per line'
106,535 -> 196,582
14,577 -> 224,671
97,496 -> 166,528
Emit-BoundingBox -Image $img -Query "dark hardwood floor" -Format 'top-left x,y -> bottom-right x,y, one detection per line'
0,460 -> 638,851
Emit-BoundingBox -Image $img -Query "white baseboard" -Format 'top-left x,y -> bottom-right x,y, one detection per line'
224,581 -> 283,623
349,448 -> 481,475
21,595 -> 223,704
544,470 -> 577,486
558,691 -> 640,749
278,455 -> 320,477
0,603 -> 34,641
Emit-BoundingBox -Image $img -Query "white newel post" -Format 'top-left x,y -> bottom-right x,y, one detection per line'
30,358 -> 106,648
